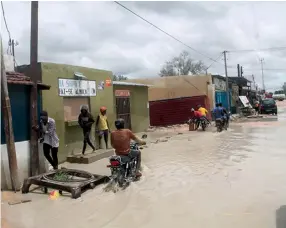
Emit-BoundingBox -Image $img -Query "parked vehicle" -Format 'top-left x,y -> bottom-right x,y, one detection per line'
273,94 -> 285,101
260,98 -> 278,115
273,90 -> 285,101
106,135 -> 147,191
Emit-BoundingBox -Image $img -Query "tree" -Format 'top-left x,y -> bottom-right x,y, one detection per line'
283,82 -> 286,94
159,50 -> 207,77
113,74 -> 128,81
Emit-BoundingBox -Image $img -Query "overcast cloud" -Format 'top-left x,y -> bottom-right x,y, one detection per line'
1,1 -> 286,91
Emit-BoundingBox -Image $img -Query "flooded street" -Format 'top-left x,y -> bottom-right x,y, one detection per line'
3,101 -> 286,228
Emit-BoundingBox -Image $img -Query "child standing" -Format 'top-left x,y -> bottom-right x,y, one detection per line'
95,106 -> 110,149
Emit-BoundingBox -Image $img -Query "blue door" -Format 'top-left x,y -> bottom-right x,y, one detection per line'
215,91 -> 232,110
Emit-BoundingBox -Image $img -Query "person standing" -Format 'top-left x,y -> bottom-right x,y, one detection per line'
78,105 -> 95,155
33,111 -> 59,170
95,106 -> 110,149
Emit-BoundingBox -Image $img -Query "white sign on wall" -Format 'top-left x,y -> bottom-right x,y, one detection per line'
58,78 -> 96,97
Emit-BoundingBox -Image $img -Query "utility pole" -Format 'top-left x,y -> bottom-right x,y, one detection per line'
240,66 -> 243,77
1,37 -> 20,191
223,51 -> 230,112
237,64 -> 240,77
252,74 -> 257,91
11,39 -> 18,70
260,58 -> 265,92
30,1 -> 39,176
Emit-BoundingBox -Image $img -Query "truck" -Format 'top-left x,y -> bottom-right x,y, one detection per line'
273,90 -> 285,101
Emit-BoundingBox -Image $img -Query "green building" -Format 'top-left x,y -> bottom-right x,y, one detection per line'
19,62 -> 150,162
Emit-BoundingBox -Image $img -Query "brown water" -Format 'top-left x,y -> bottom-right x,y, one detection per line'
2,102 -> 286,228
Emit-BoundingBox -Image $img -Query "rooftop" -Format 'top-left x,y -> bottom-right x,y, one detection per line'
5,71 -> 51,90
113,81 -> 151,87
6,71 -> 33,85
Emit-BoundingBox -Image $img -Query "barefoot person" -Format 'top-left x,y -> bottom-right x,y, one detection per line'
78,105 -> 95,155
32,111 -> 59,170
96,106 -> 110,149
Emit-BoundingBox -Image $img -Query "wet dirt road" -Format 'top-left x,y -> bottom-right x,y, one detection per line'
3,101 -> 286,228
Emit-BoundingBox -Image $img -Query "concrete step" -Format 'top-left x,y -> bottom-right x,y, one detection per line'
67,149 -> 114,164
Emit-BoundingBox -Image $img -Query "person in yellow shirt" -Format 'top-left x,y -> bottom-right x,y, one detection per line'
96,106 -> 110,149
197,104 -> 211,125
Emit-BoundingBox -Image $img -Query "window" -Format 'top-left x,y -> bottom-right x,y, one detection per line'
262,99 -> 275,105
63,97 -> 90,121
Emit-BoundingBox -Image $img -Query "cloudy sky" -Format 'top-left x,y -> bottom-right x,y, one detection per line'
1,1 -> 286,91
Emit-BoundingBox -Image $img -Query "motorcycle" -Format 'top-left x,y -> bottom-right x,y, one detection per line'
216,117 -> 228,132
187,118 -> 208,131
106,134 -> 147,191
215,118 -> 224,132
200,118 -> 208,131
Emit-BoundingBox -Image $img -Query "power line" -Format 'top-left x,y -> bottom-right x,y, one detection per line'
228,47 -> 286,53
114,1 -> 223,65
244,68 -> 286,71
1,1 -> 12,55
1,2 -> 11,39
206,53 -> 224,70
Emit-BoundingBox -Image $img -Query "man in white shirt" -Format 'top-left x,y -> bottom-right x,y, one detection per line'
33,111 -> 59,170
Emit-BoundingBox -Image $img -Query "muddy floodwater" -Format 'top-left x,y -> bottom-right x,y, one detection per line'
2,101 -> 286,228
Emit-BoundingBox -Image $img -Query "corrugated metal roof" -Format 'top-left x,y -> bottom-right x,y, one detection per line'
149,96 -> 209,126
5,71 -> 51,90
113,81 -> 151,87
6,71 -> 33,85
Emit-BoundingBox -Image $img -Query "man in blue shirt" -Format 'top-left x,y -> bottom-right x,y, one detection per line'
218,103 -> 229,126
213,103 -> 224,120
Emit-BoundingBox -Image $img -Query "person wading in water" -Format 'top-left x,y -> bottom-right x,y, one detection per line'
95,106 -> 110,149
78,105 -> 95,155
32,111 -> 59,170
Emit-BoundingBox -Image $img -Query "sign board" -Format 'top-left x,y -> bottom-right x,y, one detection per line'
58,79 -> 96,97
115,90 -> 130,97
239,96 -> 252,108
105,79 -> 112,87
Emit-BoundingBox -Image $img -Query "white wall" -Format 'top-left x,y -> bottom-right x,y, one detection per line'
1,141 -> 48,190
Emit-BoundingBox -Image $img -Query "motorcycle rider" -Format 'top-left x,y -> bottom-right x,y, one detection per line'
212,103 -> 225,126
197,104 -> 211,125
110,118 -> 146,177
218,103 -> 229,127
190,108 -> 203,130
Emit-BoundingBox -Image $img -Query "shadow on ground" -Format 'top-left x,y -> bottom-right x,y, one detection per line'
276,205 -> 286,228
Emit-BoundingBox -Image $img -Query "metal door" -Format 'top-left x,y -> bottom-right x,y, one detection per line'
215,91 -> 232,110
116,97 -> 131,129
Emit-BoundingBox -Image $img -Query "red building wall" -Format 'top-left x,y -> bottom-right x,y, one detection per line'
149,96 -> 210,126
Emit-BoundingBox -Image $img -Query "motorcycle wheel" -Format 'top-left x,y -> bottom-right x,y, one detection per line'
217,124 -> 222,132
202,123 -> 206,131
117,169 -> 126,188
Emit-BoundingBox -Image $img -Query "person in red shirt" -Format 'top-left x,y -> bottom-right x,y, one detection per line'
111,118 -> 146,177
191,108 -> 203,130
